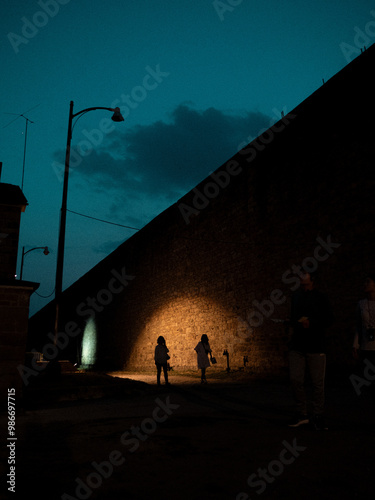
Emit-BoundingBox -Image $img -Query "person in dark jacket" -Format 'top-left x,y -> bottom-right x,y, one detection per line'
288,271 -> 333,430
352,273 -> 375,401
154,336 -> 170,386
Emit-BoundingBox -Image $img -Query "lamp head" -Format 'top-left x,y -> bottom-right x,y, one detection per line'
43,246 -> 49,256
111,107 -> 125,122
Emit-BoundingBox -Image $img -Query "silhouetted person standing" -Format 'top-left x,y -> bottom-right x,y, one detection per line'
288,272 -> 333,430
353,273 -> 375,401
195,334 -> 212,383
154,336 -> 170,386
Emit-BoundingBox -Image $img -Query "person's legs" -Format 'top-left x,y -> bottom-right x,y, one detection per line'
359,351 -> 375,402
289,350 -> 307,416
307,353 -> 326,416
307,352 -> 327,430
201,367 -> 206,383
156,363 -> 162,385
162,363 -> 169,384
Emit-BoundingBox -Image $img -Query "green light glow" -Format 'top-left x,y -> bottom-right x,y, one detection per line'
81,317 -> 97,369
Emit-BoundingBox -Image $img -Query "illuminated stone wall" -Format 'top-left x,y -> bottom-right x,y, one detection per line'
29,47 -> 375,374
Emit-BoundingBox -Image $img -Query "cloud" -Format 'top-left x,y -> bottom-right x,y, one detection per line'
53,103 -> 272,228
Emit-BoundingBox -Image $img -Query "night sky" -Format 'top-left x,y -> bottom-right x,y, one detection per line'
1,0 -> 374,315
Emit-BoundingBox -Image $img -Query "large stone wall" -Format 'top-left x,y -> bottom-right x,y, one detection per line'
29,47 -> 375,375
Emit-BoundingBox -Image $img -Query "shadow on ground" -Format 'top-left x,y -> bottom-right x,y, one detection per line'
1,368 -> 374,500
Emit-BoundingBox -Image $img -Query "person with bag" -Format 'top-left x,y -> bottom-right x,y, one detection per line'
194,334 -> 214,383
154,336 -> 170,386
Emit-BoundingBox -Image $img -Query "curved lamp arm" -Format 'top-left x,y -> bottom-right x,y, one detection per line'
20,246 -> 49,280
72,106 -> 124,120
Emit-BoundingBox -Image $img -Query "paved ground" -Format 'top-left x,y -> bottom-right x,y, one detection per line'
1,368 -> 374,500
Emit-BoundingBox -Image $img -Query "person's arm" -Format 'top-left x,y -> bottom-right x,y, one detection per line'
352,334 -> 359,359
290,292 -> 301,329
322,293 -> 334,328
308,292 -> 333,330
353,302 -> 362,358
194,342 -> 203,354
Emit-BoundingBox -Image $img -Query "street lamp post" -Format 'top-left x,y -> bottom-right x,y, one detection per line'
54,101 -> 124,340
20,246 -> 49,280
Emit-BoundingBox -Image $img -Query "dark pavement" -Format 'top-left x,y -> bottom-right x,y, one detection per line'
1,368 -> 374,500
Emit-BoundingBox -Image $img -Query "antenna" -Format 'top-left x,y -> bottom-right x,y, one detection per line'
3,104 -> 40,190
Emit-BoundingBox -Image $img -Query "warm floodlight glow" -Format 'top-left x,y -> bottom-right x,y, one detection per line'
81,317 -> 97,369
126,294 -> 243,371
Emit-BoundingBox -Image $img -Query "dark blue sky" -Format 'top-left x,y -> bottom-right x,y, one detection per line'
1,0 -> 374,315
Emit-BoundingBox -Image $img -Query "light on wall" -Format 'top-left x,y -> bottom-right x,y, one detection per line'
126,295 -> 234,370
81,317 -> 97,369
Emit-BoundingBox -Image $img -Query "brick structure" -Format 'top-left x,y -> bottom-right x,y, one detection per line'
0,181 -> 39,400
0,182 -> 27,281
29,46 -> 375,375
